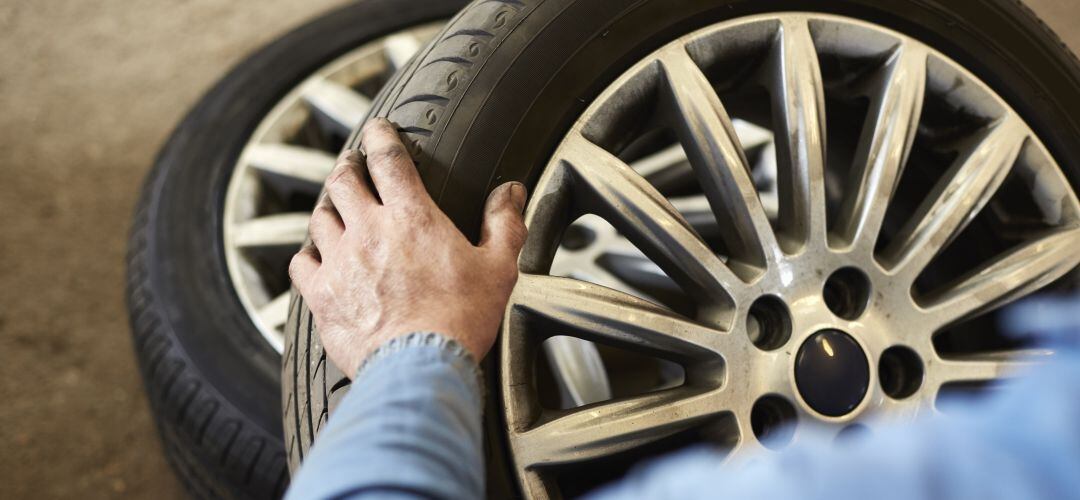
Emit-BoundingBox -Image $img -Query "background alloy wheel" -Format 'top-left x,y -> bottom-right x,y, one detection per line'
283,0 -> 1080,498
222,25 -> 442,353
125,1 -> 463,496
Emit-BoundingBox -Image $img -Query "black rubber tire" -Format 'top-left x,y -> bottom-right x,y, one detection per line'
284,0 -> 1080,497
125,1 -> 466,498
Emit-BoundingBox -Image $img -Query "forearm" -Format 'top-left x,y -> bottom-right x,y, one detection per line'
286,332 -> 485,500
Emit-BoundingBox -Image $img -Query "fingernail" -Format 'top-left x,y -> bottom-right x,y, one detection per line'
508,182 -> 526,212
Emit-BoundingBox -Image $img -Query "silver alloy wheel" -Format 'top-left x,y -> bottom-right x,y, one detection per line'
502,12 -> 1080,496
223,24 -> 441,352
545,120 -> 776,407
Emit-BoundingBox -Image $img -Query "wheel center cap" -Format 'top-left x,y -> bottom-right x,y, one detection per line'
795,330 -> 869,417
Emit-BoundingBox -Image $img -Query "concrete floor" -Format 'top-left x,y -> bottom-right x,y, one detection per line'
0,0 -> 1075,498
0,2 -> 347,498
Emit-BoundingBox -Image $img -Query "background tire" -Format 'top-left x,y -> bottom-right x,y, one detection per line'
284,0 -> 1080,497
126,1 -> 465,497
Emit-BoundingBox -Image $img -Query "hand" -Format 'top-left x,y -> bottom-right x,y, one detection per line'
289,118 -> 528,378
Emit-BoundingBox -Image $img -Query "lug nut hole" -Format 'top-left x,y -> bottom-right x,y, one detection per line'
751,395 -> 797,449
823,267 -> 871,320
746,296 -> 791,351
879,346 -> 924,399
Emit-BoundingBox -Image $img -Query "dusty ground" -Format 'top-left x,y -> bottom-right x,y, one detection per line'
0,0 -> 1076,499
0,1 -> 347,498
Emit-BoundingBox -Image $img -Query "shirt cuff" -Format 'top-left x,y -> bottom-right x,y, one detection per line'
355,331 -> 485,398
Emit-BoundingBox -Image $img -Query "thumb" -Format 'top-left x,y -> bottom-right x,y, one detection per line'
479,181 -> 528,257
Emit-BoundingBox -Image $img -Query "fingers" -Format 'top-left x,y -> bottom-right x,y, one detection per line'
309,202 -> 344,255
325,149 -> 375,226
360,119 -> 430,204
480,181 -> 528,258
289,244 -> 320,294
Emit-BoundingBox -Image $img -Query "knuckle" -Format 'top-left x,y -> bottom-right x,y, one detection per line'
367,143 -> 409,165
327,165 -> 359,190
326,164 -> 351,186
288,255 -> 306,282
505,219 -> 528,248
312,205 -> 337,223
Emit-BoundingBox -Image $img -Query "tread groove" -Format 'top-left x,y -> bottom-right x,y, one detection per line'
393,93 -> 453,110
445,28 -> 495,39
420,56 -> 476,69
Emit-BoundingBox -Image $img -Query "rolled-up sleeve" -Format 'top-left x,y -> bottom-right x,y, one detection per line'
286,332 -> 485,500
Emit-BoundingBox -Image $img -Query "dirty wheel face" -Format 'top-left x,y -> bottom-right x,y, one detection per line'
223,25 -> 441,353
502,13 -> 1079,496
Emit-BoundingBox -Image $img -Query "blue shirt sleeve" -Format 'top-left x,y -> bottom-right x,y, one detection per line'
286,332 -> 485,500
587,295 -> 1080,500
586,347 -> 1080,500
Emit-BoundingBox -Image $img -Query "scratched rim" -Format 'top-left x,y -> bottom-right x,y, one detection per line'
501,13 -> 1080,497
222,24 -> 441,352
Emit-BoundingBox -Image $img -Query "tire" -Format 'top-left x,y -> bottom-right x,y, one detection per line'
284,0 -> 1080,497
125,1 -> 466,498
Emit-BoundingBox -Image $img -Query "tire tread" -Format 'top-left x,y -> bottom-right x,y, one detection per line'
283,0 -> 541,472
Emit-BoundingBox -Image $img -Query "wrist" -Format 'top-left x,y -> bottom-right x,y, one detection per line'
353,331 -> 485,394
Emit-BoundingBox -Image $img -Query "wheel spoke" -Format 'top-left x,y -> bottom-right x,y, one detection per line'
511,388 -> 723,468
834,42 -> 927,249
559,133 -> 743,305
245,143 -> 336,191
921,226 -> 1080,327
233,213 -> 310,249
668,194 -> 712,214
630,119 -> 770,180
542,337 -> 612,407
258,292 -> 292,330
669,194 -> 723,242
384,33 -> 423,71
551,216 -> 680,317
547,216 -> 652,407
658,46 -> 778,269
882,115 -> 1027,276
556,258 -> 646,298
933,351 -> 1046,388
512,274 -> 729,362
756,142 -> 780,219
301,79 -> 372,136
630,144 -> 688,178
766,18 -> 827,249
603,237 -> 684,288
732,118 -> 774,152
